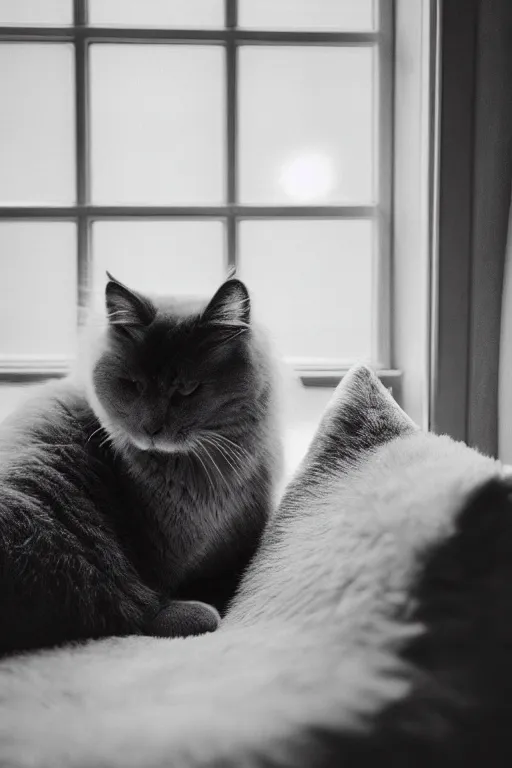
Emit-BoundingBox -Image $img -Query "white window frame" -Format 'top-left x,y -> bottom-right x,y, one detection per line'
0,0 -> 395,387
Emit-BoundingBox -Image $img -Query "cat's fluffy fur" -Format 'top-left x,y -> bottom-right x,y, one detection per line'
0,366 -> 510,768
0,276 -> 281,655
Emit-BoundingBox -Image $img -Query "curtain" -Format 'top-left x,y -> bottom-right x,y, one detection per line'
468,0 -> 512,457
499,200 -> 512,462
432,0 -> 512,457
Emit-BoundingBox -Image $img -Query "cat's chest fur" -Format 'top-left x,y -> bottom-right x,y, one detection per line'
124,449 -> 243,589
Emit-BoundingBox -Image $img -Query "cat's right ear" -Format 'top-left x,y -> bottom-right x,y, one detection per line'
105,272 -> 155,335
202,279 -> 250,328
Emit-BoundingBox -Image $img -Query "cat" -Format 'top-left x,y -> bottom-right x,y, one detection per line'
0,274 -> 281,656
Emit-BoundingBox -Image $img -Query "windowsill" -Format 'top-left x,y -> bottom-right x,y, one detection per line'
0,355 -> 402,394
0,356 -> 72,382
299,367 -> 402,395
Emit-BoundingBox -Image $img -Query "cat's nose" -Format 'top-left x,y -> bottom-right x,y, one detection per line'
144,424 -> 163,438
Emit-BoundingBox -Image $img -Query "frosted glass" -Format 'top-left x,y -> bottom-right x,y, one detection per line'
91,221 -> 225,309
0,0 -> 72,25
239,47 -> 375,205
239,220 -> 373,362
0,44 -> 75,204
239,0 -> 375,31
0,223 -> 77,357
90,45 -> 224,205
89,0 -> 223,28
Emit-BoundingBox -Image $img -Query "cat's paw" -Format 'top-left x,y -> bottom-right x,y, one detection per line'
147,599 -> 220,639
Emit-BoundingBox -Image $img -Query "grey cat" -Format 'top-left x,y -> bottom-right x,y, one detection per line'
0,274 -> 281,656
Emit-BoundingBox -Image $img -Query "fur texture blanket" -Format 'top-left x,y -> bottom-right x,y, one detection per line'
1,365 -> 511,767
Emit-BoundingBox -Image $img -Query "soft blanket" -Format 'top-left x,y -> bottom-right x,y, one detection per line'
0,365 -> 510,767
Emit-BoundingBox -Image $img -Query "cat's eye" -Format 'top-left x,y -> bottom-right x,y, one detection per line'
118,377 -> 142,396
177,381 -> 200,397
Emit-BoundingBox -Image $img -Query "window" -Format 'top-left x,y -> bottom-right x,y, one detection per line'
0,0 -> 393,383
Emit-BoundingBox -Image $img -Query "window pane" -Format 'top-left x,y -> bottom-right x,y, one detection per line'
89,0 -> 223,28
91,221 -> 225,310
239,47 -> 375,205
0,222 -> 76,357
90,46 -> 225,205
239,0 -> 375,31
239,220 -> 373,362
0,0 -> 72,25
0,44 -> 75,204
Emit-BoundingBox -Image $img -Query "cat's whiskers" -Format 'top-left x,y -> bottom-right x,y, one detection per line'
208,432 -> 252,466
189,441 -> 216,493
81,415 -> 101,431
201,433 -> 239,468
201,434 -> 246,486
98,433 -> 115,451
86,426 -> 105,445
196,439 -> 231,491
200,434 -> 245,486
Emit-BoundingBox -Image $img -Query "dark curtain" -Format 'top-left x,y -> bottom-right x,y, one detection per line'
467,0 -> 512,456
432,0 -> 512,457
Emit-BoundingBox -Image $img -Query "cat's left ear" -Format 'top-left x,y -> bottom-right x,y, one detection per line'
105,272 -> 155,332
202,279 -> 250,327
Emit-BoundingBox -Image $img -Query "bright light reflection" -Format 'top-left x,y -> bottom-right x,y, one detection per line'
279,152 -> 335,202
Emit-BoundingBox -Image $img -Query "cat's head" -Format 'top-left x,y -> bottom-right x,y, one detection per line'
88,273 -> 269,453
